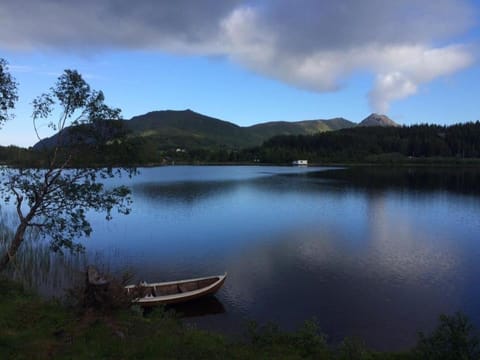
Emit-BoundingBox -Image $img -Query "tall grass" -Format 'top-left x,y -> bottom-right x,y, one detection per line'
0,207 -> 135,298
0,208 -> 88,297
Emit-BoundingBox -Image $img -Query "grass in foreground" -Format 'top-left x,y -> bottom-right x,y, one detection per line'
1,277 -> 478,359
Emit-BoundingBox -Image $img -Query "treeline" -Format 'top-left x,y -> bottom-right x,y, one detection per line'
2,121 -> 480,167
0,141 -> 142,168
255,122 -> 480,163
0,145 -> 32,165
153,121 -> 480,164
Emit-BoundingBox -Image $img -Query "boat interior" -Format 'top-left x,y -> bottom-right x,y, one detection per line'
149,277 -> 219,297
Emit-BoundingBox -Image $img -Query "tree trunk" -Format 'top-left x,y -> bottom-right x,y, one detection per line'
0,221 -> 28,272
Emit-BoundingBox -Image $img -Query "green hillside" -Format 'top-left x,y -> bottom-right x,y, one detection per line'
245,117 -> 354,144
125,110 -> 355,149
126,110 -> 249,148
29,110 -> 397,166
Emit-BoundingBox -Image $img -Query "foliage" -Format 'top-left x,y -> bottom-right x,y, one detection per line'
0,59 -> 18,126
256,122 -> 480,163
124,110 -> 352,151
63,121 -> 480,165
0,145 -> 32,165
5,109 -> 480,166
0,65 -> 134,271
2,279 -> 477,359
246,319 -> 330,358
65,268 -> 136,314
415,312 -> 480,360
18,110 -> 357,166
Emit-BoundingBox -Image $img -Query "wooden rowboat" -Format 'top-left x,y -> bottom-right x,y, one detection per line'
125,273 -> 227,307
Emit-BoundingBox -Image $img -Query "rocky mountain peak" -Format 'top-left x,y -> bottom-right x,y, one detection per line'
358,113 -> 399,127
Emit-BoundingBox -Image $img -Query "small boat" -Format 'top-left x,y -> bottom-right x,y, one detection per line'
125,273 -> 227,307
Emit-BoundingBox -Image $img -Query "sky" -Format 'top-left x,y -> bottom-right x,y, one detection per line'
0,0 -> 479,147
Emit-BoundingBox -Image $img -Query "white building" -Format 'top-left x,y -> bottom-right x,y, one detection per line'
292,160 -> 308,166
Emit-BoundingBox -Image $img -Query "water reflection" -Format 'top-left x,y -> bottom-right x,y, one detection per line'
88,166 -> 480,350
133,171 -> 327,206
218,217 -> 462,349
133,180 -> 239,205
3,165 -> 480,351
313,166 -> 480,195
167,296 -> 226,318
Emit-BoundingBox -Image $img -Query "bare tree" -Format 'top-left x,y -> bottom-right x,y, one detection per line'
0,62 -> 133,271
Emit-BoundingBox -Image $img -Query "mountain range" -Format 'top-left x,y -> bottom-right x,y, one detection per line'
33,109 -> 399,150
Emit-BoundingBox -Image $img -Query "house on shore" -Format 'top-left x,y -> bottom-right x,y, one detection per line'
292,160 -> 308,166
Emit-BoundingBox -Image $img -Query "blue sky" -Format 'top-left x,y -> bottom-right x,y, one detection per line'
0,0 -> 479,147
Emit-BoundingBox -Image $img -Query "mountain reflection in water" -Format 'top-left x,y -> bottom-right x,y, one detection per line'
6,166 -> 480,351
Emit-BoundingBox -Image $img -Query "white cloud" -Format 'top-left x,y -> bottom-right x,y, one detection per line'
370,73 -> 418,114
368,45 -> 474,112
0,0 -> 476,112
217,8 -> 475,111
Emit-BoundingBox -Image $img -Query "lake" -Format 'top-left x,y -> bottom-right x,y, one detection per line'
11,165 -> 480,351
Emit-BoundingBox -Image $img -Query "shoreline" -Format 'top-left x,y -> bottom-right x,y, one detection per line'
2,276 -> 469,358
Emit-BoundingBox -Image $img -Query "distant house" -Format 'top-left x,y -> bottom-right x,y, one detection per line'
292,160 -> 308,166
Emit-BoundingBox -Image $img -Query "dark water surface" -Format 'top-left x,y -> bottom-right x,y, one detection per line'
37,166 -> 480,350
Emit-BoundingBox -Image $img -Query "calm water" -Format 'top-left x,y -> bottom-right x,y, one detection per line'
16,166 -> 480,350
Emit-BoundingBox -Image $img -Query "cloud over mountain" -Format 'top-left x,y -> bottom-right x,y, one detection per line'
0,0 -> 475,112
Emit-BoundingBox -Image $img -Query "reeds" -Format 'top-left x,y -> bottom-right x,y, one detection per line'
0,208 -> 87,297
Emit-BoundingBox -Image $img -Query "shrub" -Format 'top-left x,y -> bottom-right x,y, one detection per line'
415,312 -> 480,360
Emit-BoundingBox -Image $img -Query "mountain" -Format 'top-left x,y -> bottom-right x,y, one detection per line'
125,110 -> 247,148
32,120 -> 127,151
124,110 -> 356,149
32,110 -> 397,150
358,113 -> 399,127
245,117 -> 355,145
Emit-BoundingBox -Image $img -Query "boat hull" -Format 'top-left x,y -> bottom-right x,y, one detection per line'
125,273 -> 227,307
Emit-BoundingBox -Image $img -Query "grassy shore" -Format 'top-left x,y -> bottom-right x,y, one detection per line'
1,277 -> 478,359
